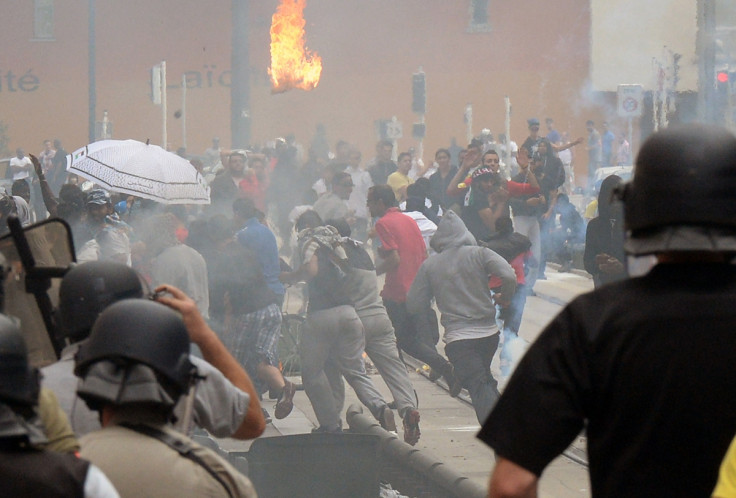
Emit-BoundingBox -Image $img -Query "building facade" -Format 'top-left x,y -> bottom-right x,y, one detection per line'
3,0 -> 726,181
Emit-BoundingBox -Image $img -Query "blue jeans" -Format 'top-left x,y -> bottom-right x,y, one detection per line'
445,334 -> 500,424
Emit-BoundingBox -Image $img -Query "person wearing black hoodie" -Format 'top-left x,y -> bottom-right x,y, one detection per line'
583,174 -> 626,287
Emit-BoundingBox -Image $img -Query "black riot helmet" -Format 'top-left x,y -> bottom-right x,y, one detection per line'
0,315 -> 39,407
59,261 -> 144,342
74,299 -> 195,404
616,124 -> 736,254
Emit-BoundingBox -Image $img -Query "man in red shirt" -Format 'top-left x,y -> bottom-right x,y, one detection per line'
367,185 -> 461,396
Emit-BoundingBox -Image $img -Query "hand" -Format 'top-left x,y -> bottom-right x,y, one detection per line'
461,148 -> 480,171
573,137 -> 584,146
599,259 -> 624,275
493,293 -> 510,308
595,254 -> 624,274
517,148 -> 531,169
489,188 -> 509,205
153,284 -> 210,345
29,153 -> 44,178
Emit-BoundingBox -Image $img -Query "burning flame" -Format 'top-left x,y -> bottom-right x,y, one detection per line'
268,0 -> 322,93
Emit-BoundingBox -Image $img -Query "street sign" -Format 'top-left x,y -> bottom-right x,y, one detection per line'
617,84 -> 643,118
412,123 -> 425,139
385,119 -> 403,140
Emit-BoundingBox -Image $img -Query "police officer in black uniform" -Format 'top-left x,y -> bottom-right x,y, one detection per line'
0,315 -> 118,496
76,299 -> 257,497
479,124 -> 736,497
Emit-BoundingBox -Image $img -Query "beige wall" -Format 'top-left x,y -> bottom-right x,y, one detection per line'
2,0 -> 618,184
591,0 -> 698,92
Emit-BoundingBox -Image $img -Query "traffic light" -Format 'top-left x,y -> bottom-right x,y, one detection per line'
716,71 -> 730,106
412,72 -> 426,114
715,70 -> 734,125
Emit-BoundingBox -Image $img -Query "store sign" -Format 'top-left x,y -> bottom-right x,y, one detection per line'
617,84 -> 643,118
0,70 -> 40,92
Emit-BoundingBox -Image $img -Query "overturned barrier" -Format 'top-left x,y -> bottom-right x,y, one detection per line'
346,404 -> 486,498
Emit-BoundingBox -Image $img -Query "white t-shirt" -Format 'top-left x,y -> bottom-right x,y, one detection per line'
9,156 -> 32,181
345,166 -> 373,219
312,178 -> 328,197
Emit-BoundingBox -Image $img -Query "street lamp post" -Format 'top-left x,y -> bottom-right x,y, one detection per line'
231,0 -> 251,148
88,0 -> 96,143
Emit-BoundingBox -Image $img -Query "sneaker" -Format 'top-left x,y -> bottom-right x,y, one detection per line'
444,365 -> 463,398
402,409 -> 421,446
262,408 -> 272,424
311,424 -> 342,434
274,380 -> 296,419
379,405 -> 397,433
428,367 -> 442,382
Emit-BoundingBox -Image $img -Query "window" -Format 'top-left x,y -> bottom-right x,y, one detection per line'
467,0 -> 492,33
34,0 -> 54,40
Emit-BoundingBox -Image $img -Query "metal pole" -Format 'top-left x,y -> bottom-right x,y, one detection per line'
161,60 -> 167,149
231,0 -> 251,148
465,103 -> 473,144
88,0 -> 96,143
102,110 -> 109,139
418,114 -> 424,163
697,0 -> 716,123
504,96 -> 512,172
181,74 -> 187,149
628,117 -> 633,165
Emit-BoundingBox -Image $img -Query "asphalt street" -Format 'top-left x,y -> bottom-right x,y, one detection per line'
214,263 -> 596,497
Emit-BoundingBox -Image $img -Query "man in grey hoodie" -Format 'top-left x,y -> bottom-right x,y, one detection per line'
407,210 -> 516,424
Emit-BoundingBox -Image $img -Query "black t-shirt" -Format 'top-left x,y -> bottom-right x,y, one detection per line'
478,263 -> 736,497
462,194 -> 492,243
509,172 -> 538,217
209,242 -> 278,318
521,136 -> 542,156
540,156 -> 565,192
429,166 -> 462,208
368,160 -> 397,186
308,248 -> 351,313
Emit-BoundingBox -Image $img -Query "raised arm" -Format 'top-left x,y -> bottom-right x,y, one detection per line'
29,154 -> 59,217
155,284 -> 266,439
552,137 -> 583,153
446,147 -> 480,198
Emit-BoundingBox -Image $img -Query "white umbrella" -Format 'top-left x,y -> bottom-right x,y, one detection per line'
67,139 -> 210,205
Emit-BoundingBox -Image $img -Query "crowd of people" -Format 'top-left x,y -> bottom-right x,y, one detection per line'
5,120 -> 736,497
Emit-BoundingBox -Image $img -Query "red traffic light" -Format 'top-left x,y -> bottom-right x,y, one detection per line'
717,71 -> 729,83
